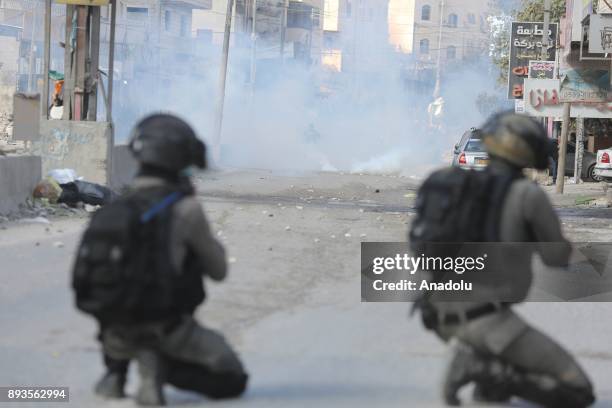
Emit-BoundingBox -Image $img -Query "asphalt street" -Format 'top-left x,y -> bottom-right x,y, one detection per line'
0,170 -> 611,408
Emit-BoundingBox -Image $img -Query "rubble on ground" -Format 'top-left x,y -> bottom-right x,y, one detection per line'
0,197 -> 90,226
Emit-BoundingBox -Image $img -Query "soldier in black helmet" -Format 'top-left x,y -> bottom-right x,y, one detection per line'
72,114 -> 248,405
409,111 -> 595,407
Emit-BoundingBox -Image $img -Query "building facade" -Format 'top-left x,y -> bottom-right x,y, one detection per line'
409,0 -> 490,67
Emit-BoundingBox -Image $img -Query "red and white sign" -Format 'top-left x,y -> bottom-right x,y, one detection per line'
524,78 -> 612,118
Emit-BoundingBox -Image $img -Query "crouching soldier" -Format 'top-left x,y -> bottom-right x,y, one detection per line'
409,112 -> 595,407
72,114 -> 248,405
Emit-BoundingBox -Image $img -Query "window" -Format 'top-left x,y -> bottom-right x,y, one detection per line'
164,10 -> 171,31
420,38 -> 429,54
421,5 -> 431,21
180,15 -> 189,37
126,6 -> 148,20
290,1 -> 315,29
312,8 -> 321,28
447,45 -> 456,59
466,39 -> 475,55
323,0 -> 339,31
447,13 -> 458,27
464,139 -> 484,152
346,1 -> 351,17
467,13 -> 476,24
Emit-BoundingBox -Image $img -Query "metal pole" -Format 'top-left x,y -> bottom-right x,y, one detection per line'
280,0 -> 288,62
433,0 -> 445,98
541,0 -> 551,59
556,102 -> 571,194
574,116 -> 584,184
541,0 -> 552,183
27,4 -> 37,92
249,0 -> 257,97
62,6 -> 74,120
107,0 -> 116,123
212,0 -> 235,161
87,5 -> 100,121
41,0 -> 51,119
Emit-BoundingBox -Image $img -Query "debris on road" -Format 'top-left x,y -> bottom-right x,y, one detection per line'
19,216 -> 51,225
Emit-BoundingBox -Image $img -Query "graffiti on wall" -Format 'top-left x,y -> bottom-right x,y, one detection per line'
43,127 -> 95,160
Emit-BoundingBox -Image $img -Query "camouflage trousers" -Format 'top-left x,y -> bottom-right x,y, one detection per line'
435,307 -> 595,407
101,315 -> 248,399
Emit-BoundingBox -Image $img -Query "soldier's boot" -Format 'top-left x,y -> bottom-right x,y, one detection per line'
472,382 -> 512,403
94,371 -> 126,399
506,370 -> 595,408
442,344 -> 496,406
135,350 -> 166,406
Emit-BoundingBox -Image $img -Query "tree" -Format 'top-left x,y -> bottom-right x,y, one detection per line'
516,0 -> 566,21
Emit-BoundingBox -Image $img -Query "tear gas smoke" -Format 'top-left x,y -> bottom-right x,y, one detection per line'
111,4 -> 510,177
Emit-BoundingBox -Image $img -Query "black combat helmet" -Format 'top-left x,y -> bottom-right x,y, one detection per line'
129,114 -> 207,172
480,111 -> 555,170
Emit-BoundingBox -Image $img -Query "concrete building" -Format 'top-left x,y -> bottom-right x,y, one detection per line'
407,0 -> 490,67
556,0 -> 612,152
193,0 -> 323,64
322,0 -> 392,73
193,0 -> 238,46
101,0 -> 211,79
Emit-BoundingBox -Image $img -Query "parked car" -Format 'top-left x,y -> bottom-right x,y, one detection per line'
595,148 -> 612,182
555,141 -> 600,182
452,128 -> 489,170
452,130 -> 599,181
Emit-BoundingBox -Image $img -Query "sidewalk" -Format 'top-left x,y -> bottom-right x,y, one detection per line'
541,179 -> 611,208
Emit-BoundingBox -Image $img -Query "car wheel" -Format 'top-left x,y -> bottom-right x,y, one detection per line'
588,164 -> 603,182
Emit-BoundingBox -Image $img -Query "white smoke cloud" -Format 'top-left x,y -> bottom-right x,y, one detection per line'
111,3 -> 507,177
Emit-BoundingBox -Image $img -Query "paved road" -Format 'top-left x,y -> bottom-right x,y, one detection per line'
0,170 -> 611,407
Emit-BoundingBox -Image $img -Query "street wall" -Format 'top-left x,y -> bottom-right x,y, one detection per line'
0,156 -> 41,215
34,120 -> 112,185
110,145 -> 137,190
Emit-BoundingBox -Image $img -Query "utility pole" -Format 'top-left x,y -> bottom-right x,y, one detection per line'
541,0 -> 551,59
280,0 -> 288,62
556,101 -> 570,194
433,0 -> 445,98
249,0 -> 257,98
27,2 -> 37,92
540,0 -> 551,184
541,0 -> 567,193
574,116 -> 584,184
212,0 -> 235,162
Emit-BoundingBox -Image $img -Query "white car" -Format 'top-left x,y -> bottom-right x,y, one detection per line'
452,129 -> 489,170
595,149 -> 612,182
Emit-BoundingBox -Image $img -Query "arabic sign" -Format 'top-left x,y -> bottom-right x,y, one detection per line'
524,78 -> 612,118
559,69 -> 611,102
588,14 -> 612,53
508,22 -> 558,100
528,60 -> 556,79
